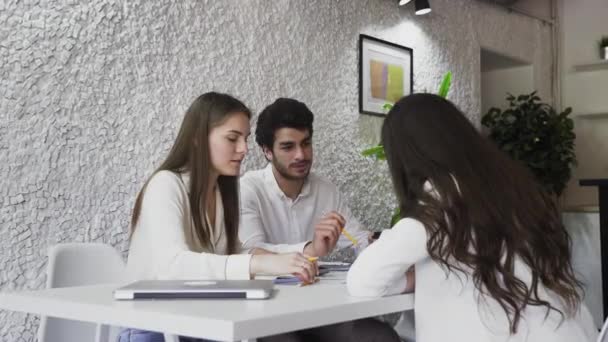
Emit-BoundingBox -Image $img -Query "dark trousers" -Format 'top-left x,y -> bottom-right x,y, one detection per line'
118,317 -> 399,342
259,318 -> 401,342
117,329 -> 213,342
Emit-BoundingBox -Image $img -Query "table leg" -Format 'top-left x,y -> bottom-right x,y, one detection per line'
163,333 -> 179,342
600,186 -> 608,320
95,324 -> 108,342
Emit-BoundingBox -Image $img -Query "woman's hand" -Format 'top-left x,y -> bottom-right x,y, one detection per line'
250,252 -> 318,283
249,247 -> 275,255
404,266 -> 416,293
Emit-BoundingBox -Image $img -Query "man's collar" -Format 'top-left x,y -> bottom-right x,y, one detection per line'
263,164 -> 312,199
300,174 -> 312,197
263,164 -> 285,199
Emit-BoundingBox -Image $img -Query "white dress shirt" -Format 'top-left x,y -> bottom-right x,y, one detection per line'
239,164 -> 369,254
126,171 -> 251,281
347,214 -> 597,342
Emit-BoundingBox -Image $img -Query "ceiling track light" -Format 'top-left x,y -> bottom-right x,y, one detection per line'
399,0 -> 432,15
415,0 -> 432,15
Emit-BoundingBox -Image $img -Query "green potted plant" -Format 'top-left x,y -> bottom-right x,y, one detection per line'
362,72 -> 452,225
600,36 -> 608,60
481,92 -> 576,197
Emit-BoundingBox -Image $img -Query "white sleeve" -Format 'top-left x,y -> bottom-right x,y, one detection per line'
336,190 -> 370,251
239,180 -> 309,254
131,172 -> 251,280
347,217 -> 429,297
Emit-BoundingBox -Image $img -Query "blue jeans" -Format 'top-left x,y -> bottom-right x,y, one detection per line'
117,329 -> 214,342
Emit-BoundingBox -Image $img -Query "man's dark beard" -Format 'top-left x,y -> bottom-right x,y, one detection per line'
273,160 -> 310,181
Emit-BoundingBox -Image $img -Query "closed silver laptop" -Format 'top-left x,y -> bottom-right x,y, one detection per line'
113,279 -> 274,300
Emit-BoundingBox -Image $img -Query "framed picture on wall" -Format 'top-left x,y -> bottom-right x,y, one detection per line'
359,34 -> 413,116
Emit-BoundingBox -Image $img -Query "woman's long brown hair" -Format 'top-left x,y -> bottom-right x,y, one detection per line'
381,93 -> 582,333
130,92 -> 251,254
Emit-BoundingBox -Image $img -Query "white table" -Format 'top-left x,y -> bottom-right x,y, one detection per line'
0,273 -> 414,341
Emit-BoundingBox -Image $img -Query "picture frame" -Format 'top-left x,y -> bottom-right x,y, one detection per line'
359,34 -> 413,116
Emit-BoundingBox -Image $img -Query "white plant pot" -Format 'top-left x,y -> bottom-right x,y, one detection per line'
602,46 -> 608,60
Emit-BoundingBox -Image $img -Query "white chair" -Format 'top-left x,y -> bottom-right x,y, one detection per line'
38,243 -> 126,342
37,242 -> 250,342
599,316 -> 608,342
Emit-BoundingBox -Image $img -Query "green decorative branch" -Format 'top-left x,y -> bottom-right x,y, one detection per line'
362,71 -> 453,160
382,103 -> 394,111
438,71 -> 452,98
361,144 -> 386,160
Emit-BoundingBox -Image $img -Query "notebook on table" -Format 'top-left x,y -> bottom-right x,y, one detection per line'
272,268 -> 330,285
113,279 -> 274,300
318,261 -> 351,272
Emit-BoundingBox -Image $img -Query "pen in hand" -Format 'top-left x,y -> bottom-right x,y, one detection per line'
341,228 -> 358,246
321,210 -> 357,246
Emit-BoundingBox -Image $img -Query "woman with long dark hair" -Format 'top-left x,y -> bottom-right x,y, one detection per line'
347,93 -> 596,341
119,92 -> 317,342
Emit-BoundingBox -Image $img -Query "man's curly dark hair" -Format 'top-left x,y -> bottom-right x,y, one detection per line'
255,98 -> 314,149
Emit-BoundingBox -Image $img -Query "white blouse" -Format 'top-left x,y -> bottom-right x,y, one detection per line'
126,171 -> 251,281
347,217 -> 598,342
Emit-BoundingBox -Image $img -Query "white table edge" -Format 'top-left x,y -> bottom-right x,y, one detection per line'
0,284 -> 414,341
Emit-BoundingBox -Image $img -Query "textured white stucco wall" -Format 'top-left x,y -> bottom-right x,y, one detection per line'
0,0 -> 552,340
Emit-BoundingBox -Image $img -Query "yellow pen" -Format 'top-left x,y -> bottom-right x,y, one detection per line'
341,228 -> 358,246
307,256 -> 319,262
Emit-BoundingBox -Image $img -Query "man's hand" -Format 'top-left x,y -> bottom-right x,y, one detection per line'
367,231 -> 382,245
303,211 -> 345,257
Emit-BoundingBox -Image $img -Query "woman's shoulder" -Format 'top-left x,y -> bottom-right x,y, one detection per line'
385,217 -> 429,243
146,170 -> 186,196
393,217 -> 426,231
150,170 -> 181,183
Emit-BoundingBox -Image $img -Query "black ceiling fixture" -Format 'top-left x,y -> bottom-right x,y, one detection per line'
415,0 -> 432,15
398,0 -> 432,15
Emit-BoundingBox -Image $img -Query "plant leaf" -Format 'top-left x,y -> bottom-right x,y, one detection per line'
361,144 -> 386,160
438,71 -> 452,98
390,207 -> 401,227
485,91 -> 577,196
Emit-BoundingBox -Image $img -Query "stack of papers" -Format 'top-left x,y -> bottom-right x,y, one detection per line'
272,262 -> 351,285
272,276 -> 321,286
273,276 -> 302,285
318,261 -> 351,272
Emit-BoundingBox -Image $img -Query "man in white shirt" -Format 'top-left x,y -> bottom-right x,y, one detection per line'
239,98 -> 370,257
239,98 -> 400,342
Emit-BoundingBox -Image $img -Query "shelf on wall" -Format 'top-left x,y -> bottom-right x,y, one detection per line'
572,60 -> 608,73
574,112 -> 608,119
562,205 -> 600,213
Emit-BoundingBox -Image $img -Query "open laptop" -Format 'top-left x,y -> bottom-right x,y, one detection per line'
113,279 -> 274,300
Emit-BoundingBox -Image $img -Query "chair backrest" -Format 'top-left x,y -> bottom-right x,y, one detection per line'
38,243 -> 126,342
599,316 -> 608,342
